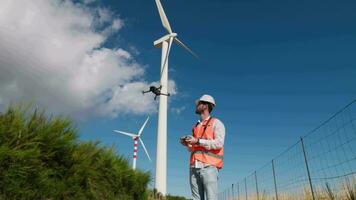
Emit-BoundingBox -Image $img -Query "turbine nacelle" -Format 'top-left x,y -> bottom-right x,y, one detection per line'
154,33 -> 198,59
154,33 -> 177,48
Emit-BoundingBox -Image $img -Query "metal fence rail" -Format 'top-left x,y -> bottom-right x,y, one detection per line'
218,100 -> 356,200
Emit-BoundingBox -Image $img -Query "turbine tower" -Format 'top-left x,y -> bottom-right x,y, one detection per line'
153,0 -> 197,195
113,116 -> 151,170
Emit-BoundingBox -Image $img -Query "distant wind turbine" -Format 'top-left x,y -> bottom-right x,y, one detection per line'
153,0 -> 198,195
113,116 -> 151,170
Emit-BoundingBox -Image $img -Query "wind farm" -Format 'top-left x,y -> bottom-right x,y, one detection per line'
0,0 -> 355,199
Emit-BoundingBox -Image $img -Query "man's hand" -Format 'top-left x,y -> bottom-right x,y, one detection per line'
180,135 -> 198,147
180,139 -> 188,146
180,136 -> 190,146
186,136 -> 199,145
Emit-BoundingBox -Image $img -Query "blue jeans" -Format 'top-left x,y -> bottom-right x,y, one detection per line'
190,166 -> 219,200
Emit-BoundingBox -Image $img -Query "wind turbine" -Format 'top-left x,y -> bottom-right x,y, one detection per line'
153,0 -> 197,195
113,116 -> 151,170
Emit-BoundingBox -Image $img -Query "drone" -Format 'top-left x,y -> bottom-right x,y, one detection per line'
142,85 -> 170,100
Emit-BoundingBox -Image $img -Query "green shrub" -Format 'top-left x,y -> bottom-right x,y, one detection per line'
0,104 -> 150,199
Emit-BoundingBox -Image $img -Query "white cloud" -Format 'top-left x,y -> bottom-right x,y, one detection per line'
0,0 -> 176,118
82,0 -> 96,5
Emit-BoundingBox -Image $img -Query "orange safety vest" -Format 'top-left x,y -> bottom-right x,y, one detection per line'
190,117 -> 224,169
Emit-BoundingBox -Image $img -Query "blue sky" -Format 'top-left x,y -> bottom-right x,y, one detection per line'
76,0 -> 356,197
1,0 -> 355,198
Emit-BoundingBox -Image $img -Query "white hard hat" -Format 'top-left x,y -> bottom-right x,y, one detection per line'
196,94 -> 216,107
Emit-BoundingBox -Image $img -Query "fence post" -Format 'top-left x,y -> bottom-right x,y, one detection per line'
300,137 -> 316,200
272,159 -> 279,200
245,177 -> 248,200
232,184 -> 235,200
255,171 -> 259,200
228,188 -> 232,200
237,182 -> 240,200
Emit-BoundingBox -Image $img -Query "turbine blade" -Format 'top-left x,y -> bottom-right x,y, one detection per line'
155,0 -> 172,33
113,130 -> 137,138
139,138 -> 151,162
160,37 -> 174,81
138,116 -> 150,136
174,37 -> 198,59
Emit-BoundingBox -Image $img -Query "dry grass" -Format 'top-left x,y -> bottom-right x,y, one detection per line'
344,179 -> 356,200
226,179 -> 356,200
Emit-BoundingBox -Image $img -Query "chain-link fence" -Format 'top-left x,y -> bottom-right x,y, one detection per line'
219,99 -> 356,200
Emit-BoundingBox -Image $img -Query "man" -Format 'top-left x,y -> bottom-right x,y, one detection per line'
180,94 -> 226,200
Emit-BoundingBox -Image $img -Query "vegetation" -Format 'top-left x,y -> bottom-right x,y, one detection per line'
146,189 -> 189,200
238,180 -> 356,200
0,104 -> 150,199
165,195 -> 188,200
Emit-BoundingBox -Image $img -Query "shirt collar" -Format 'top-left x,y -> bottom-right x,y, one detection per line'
198,115 -> 211,123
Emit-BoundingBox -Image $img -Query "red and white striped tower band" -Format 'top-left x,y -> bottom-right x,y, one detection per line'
133,137 -> 138,169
